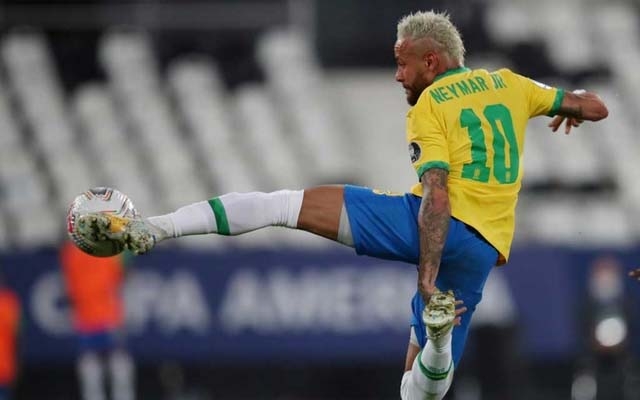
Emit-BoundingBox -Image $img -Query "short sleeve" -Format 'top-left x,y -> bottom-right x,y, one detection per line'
406,100 -> 450,180
505,69 -> 565,117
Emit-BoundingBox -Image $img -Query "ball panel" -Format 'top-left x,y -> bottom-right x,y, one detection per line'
66,187 -> 137,257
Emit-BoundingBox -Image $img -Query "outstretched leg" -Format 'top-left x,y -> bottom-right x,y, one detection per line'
297,186 -> 344,241
76,186 -> 348,254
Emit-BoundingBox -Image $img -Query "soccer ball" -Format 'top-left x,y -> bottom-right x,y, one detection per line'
66,187 -> 139,257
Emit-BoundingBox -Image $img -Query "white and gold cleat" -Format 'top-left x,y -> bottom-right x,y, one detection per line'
423,290 -> 456,340
76,213 -> 158,255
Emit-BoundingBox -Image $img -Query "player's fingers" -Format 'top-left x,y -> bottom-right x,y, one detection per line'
455,306 -> 468,317
549,116 -> 564,132
565,118 -> 573,134
454,300 -> 464,306
453,316 -> 463,326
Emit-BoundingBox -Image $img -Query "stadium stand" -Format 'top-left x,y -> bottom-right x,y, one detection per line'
0,0 -> 636,250
233,82 -> 306,190
166,55 -> 259,194
71,83 -> 159,216
256,29 -> 356,183
99,29 -> 210,209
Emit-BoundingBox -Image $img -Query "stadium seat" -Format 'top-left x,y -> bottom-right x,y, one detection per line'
535,0 -> 597,72
256,29 -> 354,183
0,67 -> 60,248
0,213 -> 8,250
71,83 -> 161,215
166,56 -> 259,194
519,195 -> 582,245
484,1 -> 540,46
324,68 -> 413,191
46,150 -> 99,205
530,117 -> 607,186
99,29 -> 210,207
14,208 -> 61,249
583,82 -> 640,212
1,29 -> 102,221
233,83 -> 306,189
577,197 -> 636,247
522,117 -> 554,187
0,150 -> 49,213
1,31 -> 77,154
0,148 -> 60,248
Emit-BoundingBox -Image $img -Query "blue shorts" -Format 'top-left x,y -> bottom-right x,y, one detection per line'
344,185 -> 498,366
78,330 -> 119,353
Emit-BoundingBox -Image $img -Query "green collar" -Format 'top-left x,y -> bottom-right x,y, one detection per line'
433,66 -> 471,83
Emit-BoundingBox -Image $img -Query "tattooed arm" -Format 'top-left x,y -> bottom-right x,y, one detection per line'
548,89 -> 609,134
417,167 -> 450,304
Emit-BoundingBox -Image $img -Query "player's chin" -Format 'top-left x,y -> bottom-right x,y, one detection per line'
406,93 -> 418,106
403,88 -> 418,105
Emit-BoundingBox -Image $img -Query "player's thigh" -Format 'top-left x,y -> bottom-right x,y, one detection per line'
437,234 -> 498,365
343,185 -> 420,263
297,185 -> 345,240
437,232 -> 498,307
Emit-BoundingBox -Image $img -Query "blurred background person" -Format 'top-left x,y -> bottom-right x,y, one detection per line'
60,241 -> 135,400
572,256 -> 635,400
0,273 -> 20,400
454,269 -> 524,400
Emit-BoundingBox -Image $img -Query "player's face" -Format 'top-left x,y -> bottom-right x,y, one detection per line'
394,38 -> 436,106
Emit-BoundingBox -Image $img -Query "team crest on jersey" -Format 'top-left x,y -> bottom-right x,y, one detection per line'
409,142 -> 421,163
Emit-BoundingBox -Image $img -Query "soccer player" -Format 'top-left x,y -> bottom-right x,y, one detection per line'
60,241 -> 136,400
0,280 -> 20,400
76,10 -> 608,400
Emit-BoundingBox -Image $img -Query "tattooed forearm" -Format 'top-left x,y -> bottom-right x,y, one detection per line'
418,168 -> 450,301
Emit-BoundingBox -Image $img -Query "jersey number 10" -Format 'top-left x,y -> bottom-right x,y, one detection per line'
460,104 -> 519,184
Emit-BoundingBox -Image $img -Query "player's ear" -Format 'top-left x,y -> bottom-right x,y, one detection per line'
424,52 -> 437,71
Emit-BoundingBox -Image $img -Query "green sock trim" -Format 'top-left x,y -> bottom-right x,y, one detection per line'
417,350 -> 453,381
208,198 -> 230,235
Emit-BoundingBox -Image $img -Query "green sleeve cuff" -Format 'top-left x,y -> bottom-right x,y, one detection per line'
416,161 -> 450,179
547,88 -> 565,116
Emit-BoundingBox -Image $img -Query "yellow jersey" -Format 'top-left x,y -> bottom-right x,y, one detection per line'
407,67 -> 564,264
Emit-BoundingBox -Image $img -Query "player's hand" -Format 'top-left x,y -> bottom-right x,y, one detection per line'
454,299 -> 467,326
629,268 -> 640,281
549,89 -> 588,134
420,283 -> 438,305
548,115 -> 583,134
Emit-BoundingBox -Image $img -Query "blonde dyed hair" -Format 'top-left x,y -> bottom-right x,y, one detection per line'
397,11 -> 465,64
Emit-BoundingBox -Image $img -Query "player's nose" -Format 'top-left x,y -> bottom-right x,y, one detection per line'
395,68 -> 403,82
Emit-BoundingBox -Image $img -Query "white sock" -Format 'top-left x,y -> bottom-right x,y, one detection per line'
401,333 -> 454,400
78,352 -> 106,400
426,327 -> 452,354
147,190 -> 304,241
420,338 -> 452,375
108,350 -> 135,400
